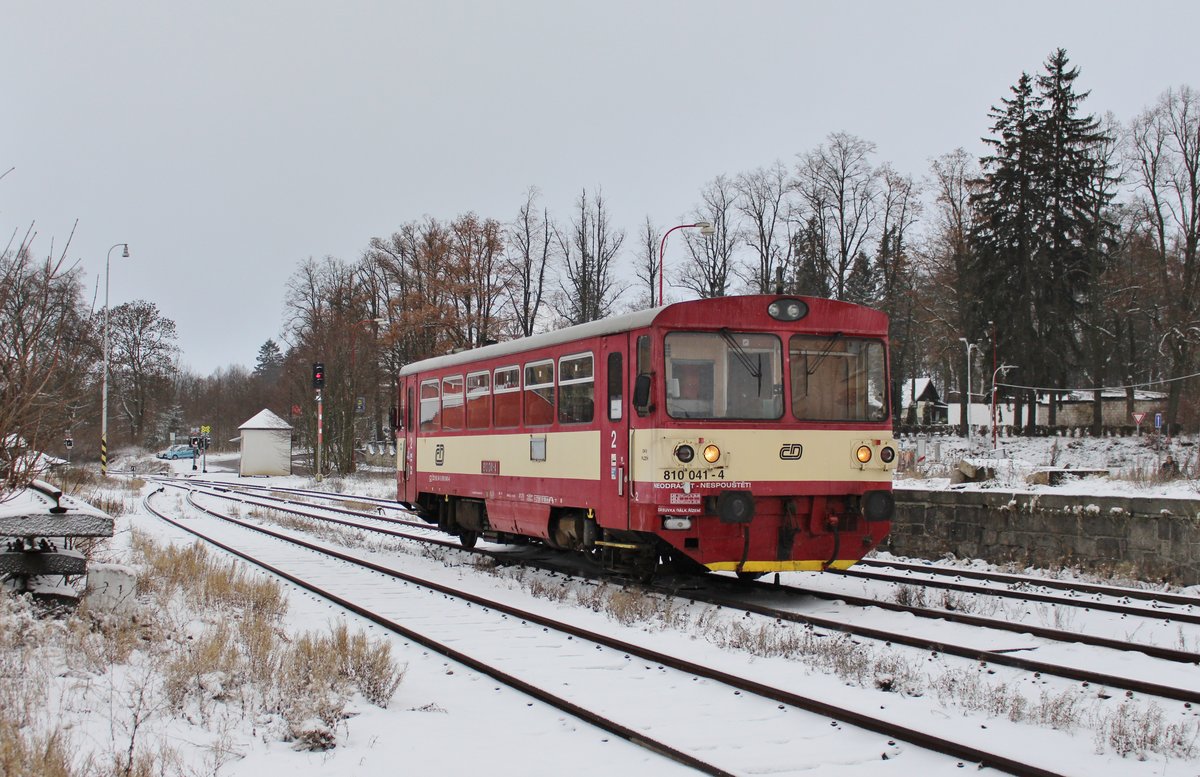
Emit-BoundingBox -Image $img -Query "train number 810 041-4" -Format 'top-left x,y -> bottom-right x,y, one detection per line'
662,468 -> 726,482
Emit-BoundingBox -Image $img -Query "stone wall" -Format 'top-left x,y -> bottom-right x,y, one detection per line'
885,489 -> 1200,586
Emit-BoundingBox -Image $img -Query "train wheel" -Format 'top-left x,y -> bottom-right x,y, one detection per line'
459,530 -> 478,549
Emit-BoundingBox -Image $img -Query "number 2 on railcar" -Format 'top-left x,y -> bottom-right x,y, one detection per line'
396,295 -> 896,580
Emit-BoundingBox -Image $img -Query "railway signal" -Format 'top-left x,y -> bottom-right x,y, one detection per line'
313,362 -> 325,481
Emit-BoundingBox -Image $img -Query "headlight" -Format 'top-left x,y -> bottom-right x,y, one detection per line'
675,444 -> 695,463
703,444 -> 720,463
879,446 -> 896,464
856,445 -> 873,464
767,298 -> 809,321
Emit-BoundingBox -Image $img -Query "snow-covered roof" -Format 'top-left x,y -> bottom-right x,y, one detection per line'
1058,389 -> 1167,402
239,409 -> 292,431
900,377 -> 942,407
0,481 -> 114,538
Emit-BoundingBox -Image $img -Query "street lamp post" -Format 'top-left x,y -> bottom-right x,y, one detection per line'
101,243 -> 129,477
958,337 -> 976,442
658,221 -> 715,306
991,364 -> 1017,449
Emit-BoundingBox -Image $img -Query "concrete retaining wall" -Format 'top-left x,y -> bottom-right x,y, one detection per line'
886,489 -> 1200,586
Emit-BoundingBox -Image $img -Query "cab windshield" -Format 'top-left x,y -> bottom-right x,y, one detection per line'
790,334 -> 887,421
664,332 -> 783,420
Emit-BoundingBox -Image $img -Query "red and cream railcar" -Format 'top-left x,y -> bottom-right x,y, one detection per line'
396,295 -> 896,578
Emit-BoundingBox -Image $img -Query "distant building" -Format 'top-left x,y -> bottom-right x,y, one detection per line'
238,410 -> 292,476
944,390 -> 1167,429
1051,390 -> 1167,428
900,377 -> 948,425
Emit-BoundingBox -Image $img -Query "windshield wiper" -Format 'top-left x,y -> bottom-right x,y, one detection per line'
720,328 -> 764,393
807,331 -> 844,376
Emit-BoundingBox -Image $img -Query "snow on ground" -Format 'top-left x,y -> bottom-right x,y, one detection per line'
895,431 -> 1200,500
4,444 -> 1200,776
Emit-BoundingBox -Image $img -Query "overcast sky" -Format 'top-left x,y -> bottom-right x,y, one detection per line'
4,1 -> 1197,375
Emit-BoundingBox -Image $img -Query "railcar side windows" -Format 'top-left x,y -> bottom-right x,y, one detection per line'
419,379 -> 440,431
607,352 -> 623,421
493,366 -> 520,428
466,371 -> 491,430
524,360 -> 555,426
634,335 -> 652,416
442,375 -> 464,431
558,353 -> 594,424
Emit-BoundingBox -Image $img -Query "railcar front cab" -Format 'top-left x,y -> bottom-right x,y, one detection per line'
629,296 -> 897,576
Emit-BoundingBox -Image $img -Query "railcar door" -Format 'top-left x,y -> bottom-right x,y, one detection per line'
398,378 -> 416,503
596,337 -> 631,529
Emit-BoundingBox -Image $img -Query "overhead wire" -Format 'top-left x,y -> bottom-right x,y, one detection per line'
995,369 -> 1200,394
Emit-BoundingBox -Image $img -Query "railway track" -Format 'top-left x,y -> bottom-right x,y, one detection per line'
826,565 -> 1200,626
163,479 -> 1200,650
144,485 -> 1071,776
157,476 -> 1200,622
158,478 -> 1200,707
854,556 -> 1200,608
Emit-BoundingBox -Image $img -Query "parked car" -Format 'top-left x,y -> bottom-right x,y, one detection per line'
157,444 -> 196,460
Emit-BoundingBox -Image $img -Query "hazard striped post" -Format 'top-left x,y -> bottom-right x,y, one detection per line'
100,242 -> 128,478
312,362 -> 325,481
316,390 -> 324,482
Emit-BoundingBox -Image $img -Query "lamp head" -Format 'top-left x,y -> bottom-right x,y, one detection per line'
121,244 -> 130,258
696,221 -> 715,236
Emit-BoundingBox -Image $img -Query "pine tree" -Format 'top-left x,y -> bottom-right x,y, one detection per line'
1032,49 -> 1114,407
970,71 -> 1041,426
254,339 -> 285,382
844,251 -> 880,306
970,51 -> 1115,430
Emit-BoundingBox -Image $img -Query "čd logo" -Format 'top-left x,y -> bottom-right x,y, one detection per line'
779,444 -> 803,460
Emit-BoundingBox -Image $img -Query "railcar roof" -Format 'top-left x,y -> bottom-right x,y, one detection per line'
400,305 -> 663,376
398,295 -> 884,376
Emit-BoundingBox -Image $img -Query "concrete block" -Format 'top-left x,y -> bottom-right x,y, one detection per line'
85,563 -> 137,616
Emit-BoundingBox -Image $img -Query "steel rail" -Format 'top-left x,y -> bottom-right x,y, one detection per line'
830,567 -> 1200,626
155,486 -> 1069,777
169,480 -> 1200,668
855,557 -> 1200,609
726,577 -> 1200,666
659,581 -> 1200,703
144,490 -> 735,777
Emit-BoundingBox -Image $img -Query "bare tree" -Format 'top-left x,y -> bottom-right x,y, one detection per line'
554,188 -> 626,325
364,219 -> 457,366
1126,85 -> 1200,428
736,162 -> 793,293
282,255 -> 369,473
795,132 -> 880,299
914,149 -> 980,426
107,300 -> 179,444
503,187 -> 553,337
450,212 -> 507,348
873,164 -> 922,419
677,175 -> 739,299
632,217 -> 661,308
0,232 -> 90,493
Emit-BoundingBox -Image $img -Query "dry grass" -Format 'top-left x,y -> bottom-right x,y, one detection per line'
0,714 -> 80,777
128,534 -> 404,749
131,531 -> 287,622
0,531 -> 407,771
1097,701 -> 1200,759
